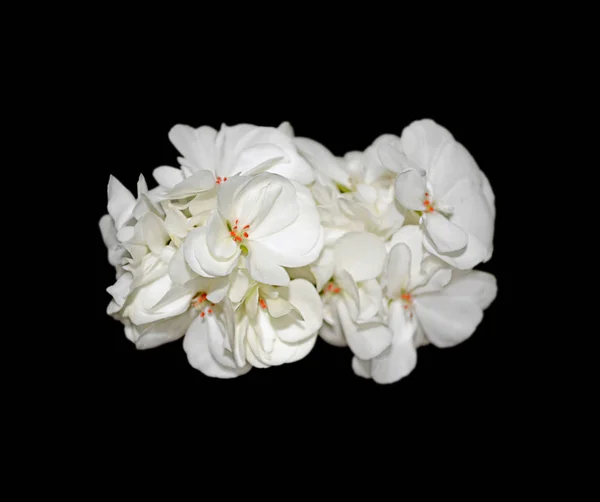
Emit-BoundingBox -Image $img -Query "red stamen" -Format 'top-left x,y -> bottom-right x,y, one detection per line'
333,287 -> 340,293
243,232 -> 249,238
224,177 -> 227,181
230,231 -> 236,237
200,312 -> 205,317
243,225 -> 250,230
403,305 -> 408,309
236,219 -> 239,224
424,200 -> 430,205
235,236 -> 242,242
208,308 -> 212,314
425,192 -> 429,196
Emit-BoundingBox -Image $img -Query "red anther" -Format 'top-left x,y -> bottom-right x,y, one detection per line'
236,219 -> 239,224
224,177 -> 227,181
235,236 -> 242,242
208,308 -> 213,314
230,231 -> 236,237
428,206 -> 434,212
243,225 -> 250,230
425,192 -> 429,196
243,232 -> 249,238
200,312 -> 205,317
403,305 -> 408,309
333,287 -> 340,293
424,200 -> 430,205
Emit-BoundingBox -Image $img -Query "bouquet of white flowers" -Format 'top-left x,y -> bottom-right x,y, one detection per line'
100,119 -> 497,384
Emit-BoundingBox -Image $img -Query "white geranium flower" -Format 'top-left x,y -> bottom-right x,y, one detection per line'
151,122 -> 315,210
295,135 -> 404,241
318,232 -> 392,360
379,119 -> 495,269
183,172 -> 323,287
352,225 -> 497,384
183,278 -> 322,378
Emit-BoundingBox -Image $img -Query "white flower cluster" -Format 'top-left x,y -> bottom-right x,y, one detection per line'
100,119 -> 497,383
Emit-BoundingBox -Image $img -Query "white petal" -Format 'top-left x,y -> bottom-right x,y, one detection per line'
184,314 -> 251,378
337,297 -> 391,359
384,243 -> 411,299
400,119 -> 454,175
206,212 -> 238,259
135,312 -> 193,350
411,267 -> 453,296
169,245 -> 196,285
295,136 -> 351,187
255,184 -> 322,267
414,295 -> 483,348
169,124 -> 217,173
423,212 -> 468,254
204,276 -> 230,304
233,143 -> 285,176
99,214 -> 117,248
106,272 -> 133,308
107,175 -> 135,229
334,269 -> 360,318
153,166 -> 184,189
436,270 -> 497,310
333,231 -> 386,282
165,170 -> 215,198
164,208 -> 188,240
183,226 -> 240,278
126,275 -> 191,325
246,241 -> 289,286
319,320 -> 347,347
370,301 -> 417,384
310,246 -> 335,292
277,121 -> 294,137
352,357 -> 372,379
378,143 -> 425,174
394,169 -> 427,211
357,279 -> 383,323
140,213 -> 169,254
270,279 -> 323,343
228,173 -> 299,240
286,334 -> 317,363
228,268 -> 252,304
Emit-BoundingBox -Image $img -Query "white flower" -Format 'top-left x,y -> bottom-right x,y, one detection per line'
152,122 -> 315,207
295,134 -> 404,241
352,225 -> 497,384
183,277 -> 323,378
318,232 -> 392,360
379,119 -> 495,269
183,172 -> 323,287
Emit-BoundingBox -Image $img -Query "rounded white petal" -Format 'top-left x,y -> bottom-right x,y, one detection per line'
246,241 -> 290,286
165,170 -> 215,199
153,166 -> 184,189
255,184 -> 323,267
333,232 -> 386,283
352,357 -> 372,379
394,169 -> 427,211
270,279 -> 323,343
423,212 -> 468,254
414,295 -> 483,348
435,270 -> 497,310
135,312 -> 193,350
183,308 -> 251,378
183,226 -> 240,278
319,321 -> 347,347
294,136 -> 351,187
384,243 -> 412,299
169,245 -> 196,285
400,119 -> 454,175
370,301 -> 417,384
337,297 -> 392,359
169,124 -> 218,173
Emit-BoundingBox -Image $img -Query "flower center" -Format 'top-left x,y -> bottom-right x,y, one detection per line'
191,292 -> 215,318
259,297 -> 267,309
400,289 -> 414,318
228,219 -> 250,243
423,192 -> 435,213
215,176 -> 228,185
323,281 -> 341,294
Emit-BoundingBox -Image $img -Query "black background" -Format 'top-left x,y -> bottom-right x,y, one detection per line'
92,80 -> 517,426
